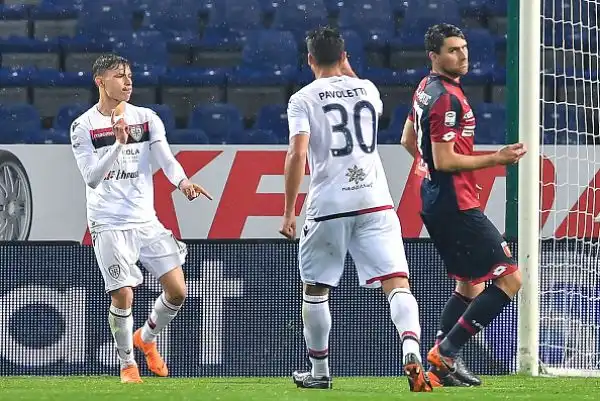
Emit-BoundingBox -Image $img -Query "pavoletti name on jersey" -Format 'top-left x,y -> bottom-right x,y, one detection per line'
104,170 -> 140,180
318,87 -> 367,101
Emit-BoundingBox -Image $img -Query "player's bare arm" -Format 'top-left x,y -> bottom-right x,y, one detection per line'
432,141 -> 527,172
400,118 -> 418,158
280,133 -> 308,239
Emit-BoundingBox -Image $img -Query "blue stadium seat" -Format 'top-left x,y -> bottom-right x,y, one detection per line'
377,104 -> 410,144
197,26 -> 247,51
227,30 -> 297,118
76,3 -> 134,36
338,1 -> 395,49
142,4 -> 201,37
0,104 -> 41,144
188,103 -> 244,144
39,128 -> 71,144
229,129 -> 279,144
543,104 -> 583,133
474,103 -> 506,144
0,37 -> 62,70
112,31 -> 168,70
394,14 -> 462,49
254,104 -> 288,138
30,5 -> 79,40
0,67 -> 32,105
0,5 -> 29,39
40,0 -> 84,11
169,128 -> 210,144
207,0 -> 263,32
53,103 -> 87,130
271,0 -> 329,44
142,104 -> 176,133
486,0 -> 508,16
32,69 -> 93,118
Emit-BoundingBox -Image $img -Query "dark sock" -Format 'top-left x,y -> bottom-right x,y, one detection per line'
435,291 -> 473,345
439,285 -> 512,357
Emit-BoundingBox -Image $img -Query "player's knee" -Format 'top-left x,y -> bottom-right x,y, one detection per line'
381,276 -> 410,296
304,283 -> 329,297
165,283 -> 187,306
494,269 -> 522,298
455,281 -> 485,299
109,287 -> 134,309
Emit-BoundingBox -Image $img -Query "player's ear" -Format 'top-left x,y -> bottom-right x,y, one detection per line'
94,76 -> 104,88
307,53 -> 315,67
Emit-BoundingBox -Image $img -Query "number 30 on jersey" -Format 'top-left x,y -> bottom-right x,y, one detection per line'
323,101 -> 378,157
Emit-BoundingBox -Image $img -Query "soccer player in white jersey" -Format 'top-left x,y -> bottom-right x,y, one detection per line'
279,27 -> 432,393
70,54 -> 212,383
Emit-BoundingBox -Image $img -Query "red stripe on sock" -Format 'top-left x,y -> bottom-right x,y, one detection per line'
458,317 -> 478,335
308,348 -> 328,358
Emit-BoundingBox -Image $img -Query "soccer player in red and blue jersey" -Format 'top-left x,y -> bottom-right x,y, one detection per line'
401,24 -> 527,387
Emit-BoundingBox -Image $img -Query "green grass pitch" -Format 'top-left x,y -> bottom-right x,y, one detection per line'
1,376 -> 599,401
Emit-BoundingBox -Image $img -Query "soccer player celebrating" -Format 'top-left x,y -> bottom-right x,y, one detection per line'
400,24 -> 526,387
70,54 -> 212,383
280,27 -> 432,393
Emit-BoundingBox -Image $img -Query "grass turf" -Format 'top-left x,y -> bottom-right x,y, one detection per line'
1,376 -> 599,401
0,376 -> 600,401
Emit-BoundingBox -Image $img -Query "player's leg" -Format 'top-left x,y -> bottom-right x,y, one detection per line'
292,218 -> 350,390
349,210 -> 432,392
428,210 -> 521,377
135,223 -> 188,377
92,230 -> 144,383
421,212 -> 480,387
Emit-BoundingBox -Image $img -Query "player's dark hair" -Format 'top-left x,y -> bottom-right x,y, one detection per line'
424,23 -> 465,54
306,26 -> 345,67
92,54 -> 130,78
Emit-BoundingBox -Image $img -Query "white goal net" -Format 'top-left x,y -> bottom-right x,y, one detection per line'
537,0 -> 600,377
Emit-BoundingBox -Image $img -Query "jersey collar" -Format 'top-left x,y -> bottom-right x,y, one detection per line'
429,73 -> 461,87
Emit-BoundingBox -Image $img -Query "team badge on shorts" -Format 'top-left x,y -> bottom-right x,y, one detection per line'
108,264 -> 121,279
129,124 -> 144,142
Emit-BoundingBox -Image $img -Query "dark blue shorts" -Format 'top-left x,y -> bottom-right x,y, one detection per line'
421,208 -> 518,284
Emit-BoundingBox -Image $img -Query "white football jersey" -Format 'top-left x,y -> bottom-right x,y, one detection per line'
288,75 -> 394,220
70,103 -> 187,232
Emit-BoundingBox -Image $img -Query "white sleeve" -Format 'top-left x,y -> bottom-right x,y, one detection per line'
70,120 -> 123,189
287,94 -> 310,138
148,111 -> 188,188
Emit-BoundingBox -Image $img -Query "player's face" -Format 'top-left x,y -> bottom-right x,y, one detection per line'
433,37 -> 469,77
98,64 -> 133,102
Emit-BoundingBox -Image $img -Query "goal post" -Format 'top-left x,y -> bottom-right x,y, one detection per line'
516,0 -> 541,377
513,0 -> 600,377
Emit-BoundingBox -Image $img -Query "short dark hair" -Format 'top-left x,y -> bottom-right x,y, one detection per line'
306,26 -> 345,66
92,54 -> 130,78
424,23 -> 465,54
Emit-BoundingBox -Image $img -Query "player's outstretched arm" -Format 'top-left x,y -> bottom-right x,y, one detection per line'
400,118 -> 418,158
70,120 -> 125,189
148,112 -> 212,201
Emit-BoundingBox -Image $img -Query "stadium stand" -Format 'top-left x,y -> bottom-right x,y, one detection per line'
0,0 -> 581,145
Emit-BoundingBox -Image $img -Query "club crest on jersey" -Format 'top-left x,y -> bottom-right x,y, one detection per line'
444,111 -> 457,127
129,124 -> 144,142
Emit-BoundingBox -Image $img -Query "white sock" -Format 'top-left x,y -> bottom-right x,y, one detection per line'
141,293 -> 182,343
302,294 -> 332,378
108,304 -> 135,368
388,288 -> 422,362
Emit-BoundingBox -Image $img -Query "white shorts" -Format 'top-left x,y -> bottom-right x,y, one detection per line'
298,209 -> 409,288
91,221 -> 187,293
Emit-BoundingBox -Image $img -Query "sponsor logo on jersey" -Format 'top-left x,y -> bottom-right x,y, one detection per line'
444,111 -> 457,127
104,170 -> 140,181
